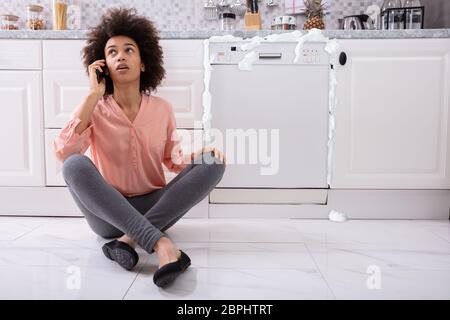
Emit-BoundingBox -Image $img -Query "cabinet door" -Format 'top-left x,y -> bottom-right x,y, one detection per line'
156,40 -> 204,129
43,39 -> 204,129
0,71 -> 44,186
153,68 -> 204,129
333,39 -> 450,189
43,69 -> 89,128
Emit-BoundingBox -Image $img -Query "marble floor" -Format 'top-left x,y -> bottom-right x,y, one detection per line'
0,216 -> 449,300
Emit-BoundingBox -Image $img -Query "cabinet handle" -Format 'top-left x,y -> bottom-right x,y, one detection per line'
339,52 -> 347,66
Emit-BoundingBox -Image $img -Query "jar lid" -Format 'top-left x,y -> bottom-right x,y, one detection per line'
221,12 -> 236,19
26,4 -> 44,12
0,14 -> 19,21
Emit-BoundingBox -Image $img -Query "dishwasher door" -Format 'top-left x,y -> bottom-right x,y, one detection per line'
209,63 -> 329,188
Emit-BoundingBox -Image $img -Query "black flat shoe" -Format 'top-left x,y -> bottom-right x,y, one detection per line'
153,250 -> 191,288
102,240 -> 139,271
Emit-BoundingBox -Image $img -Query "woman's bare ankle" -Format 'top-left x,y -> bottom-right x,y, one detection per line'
154,236 -> 173,253
117,234 -> 136,249
154,237 -> 180,267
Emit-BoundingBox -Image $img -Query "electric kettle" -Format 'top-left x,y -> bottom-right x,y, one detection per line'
340,14 -> 375,30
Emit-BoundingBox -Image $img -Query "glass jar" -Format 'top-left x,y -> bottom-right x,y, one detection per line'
281,16 -> 296,30
52,0 -> 68,30
404,0 -> 422,29
271,16 -> 283,30
67,0 -> 81,30
220,12 -> 236,31
381,0 -> 403,30
0,14 -> 19,30
26,4 -> 45,30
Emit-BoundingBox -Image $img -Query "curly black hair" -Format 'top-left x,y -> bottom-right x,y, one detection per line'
82,7 -> 165,95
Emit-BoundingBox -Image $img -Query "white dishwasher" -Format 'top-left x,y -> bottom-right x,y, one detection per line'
208,41 -> 330,204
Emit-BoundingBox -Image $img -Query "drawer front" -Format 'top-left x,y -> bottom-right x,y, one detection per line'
43,39 -> 204,70
0,40 -> 41,70
43,40 -> 86,70
44,70 -> 203,129
43,39 -> 204,129
160,39 -> 204,68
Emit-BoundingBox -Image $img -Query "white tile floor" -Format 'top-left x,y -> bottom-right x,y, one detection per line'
0,217 -> 449,299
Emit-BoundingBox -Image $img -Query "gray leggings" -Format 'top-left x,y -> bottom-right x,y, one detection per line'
62,151 -> 225,253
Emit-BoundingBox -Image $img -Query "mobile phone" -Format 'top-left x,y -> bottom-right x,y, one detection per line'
96,68 -> 104,83
96,66 -> 108,83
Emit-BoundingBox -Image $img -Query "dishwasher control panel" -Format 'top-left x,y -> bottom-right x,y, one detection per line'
209,41 -> 329,65
301,48 -> 323,64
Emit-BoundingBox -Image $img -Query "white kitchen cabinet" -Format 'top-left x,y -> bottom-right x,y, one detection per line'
332,38 -> 450,189
43,127 -> 207,218
0,71 -> 44,186
42,39 -> 204,129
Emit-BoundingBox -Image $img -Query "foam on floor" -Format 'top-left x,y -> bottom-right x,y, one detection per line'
329,210 -> 348,222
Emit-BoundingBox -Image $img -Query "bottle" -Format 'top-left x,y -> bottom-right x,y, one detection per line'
26,4 -> 45,30
404,0 -> 422,29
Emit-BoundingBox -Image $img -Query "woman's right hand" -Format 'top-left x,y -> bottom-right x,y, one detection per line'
88,59 -> 106,99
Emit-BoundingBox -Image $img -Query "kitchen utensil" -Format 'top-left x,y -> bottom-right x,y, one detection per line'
341,14 -> 375,30
217,0 -> 231,10
230,0 -> 247,16
342,16 -> 362,29
204,0 -> 218,20
365,4 -> 381,30
246,0 -> 259,13
266,0 -> 279,8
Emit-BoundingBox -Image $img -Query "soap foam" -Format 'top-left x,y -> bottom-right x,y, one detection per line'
329,210 -> 348,222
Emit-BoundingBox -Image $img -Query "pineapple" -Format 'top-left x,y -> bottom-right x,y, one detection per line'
302,0 -> 326,30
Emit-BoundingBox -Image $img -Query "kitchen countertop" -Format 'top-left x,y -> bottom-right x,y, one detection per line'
0,29 -> 450,40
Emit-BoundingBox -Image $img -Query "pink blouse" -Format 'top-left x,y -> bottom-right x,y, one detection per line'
53,93 -> 192,197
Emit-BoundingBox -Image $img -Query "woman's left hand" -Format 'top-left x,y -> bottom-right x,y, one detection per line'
191,147 -> 226,166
